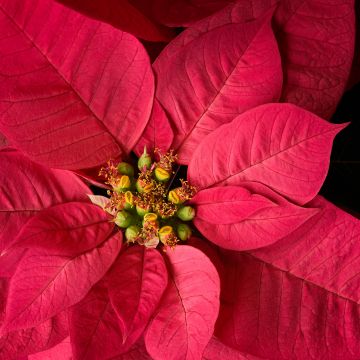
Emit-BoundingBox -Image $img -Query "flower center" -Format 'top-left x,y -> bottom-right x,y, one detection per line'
99,148 -> 196,250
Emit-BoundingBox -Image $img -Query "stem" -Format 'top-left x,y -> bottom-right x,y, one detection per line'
166,164 -> 181,192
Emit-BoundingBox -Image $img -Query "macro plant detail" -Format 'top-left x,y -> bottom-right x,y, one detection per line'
0,0 -> 359,359
97,148 -> 197,249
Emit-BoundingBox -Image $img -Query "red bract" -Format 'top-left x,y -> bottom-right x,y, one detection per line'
216,197 -> 360,359
0,150 -> 89,261
0,0 -> 154,169
108,247 -> 168,349
275,0 -> 355,119
154,4 -> 283,164
131,0 -> 234,27
55,0 -> 176,42
187,104 -> 346,204
0,0 -> 358,359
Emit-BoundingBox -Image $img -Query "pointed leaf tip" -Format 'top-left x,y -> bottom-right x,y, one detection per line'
145,245 -> 220,360
2,231 -> 122,332
154,6 -> 282,163
0,0 -> 154,169
108,247 -> 168,348
192,186 -> 319,250
188,103 -> 346,204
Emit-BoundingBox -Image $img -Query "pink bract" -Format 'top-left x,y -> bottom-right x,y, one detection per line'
0,0 -> 358,359
0,0 -> 154,169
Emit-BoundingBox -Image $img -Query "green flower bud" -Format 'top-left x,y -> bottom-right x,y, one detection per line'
115,210 -> 133,228
117,162 -> 134,177
138,147 -> 152,171
125,225 -> 140,242
176,206 -> 195,221
136,203 -> 151,217
154,167 -> 171,182
177,223 -> 192,241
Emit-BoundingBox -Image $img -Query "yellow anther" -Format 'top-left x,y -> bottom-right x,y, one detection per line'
155,167 -> 171,182
168,189 -> 181,204
125,191 -> 133,205
119,175 -> 131,189
144,212 -> 158,223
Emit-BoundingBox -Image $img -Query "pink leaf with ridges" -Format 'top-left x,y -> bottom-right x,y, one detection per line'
0,0 -> 154,169
145,245 -> 220,360
0,278 -> 8,326
28,337 -> 72,360
110,338 -> 152,359
154,6 -> 282,163
0,312 -> 68,360
187,237 -> 224,280
12,202 -> 114,255
1,230 -> 122,332
0,132 -> 7,148
275,0 -> 355,119
56,0 -> 175,42
0,150 -> 89,253
191,186 -> 318,250
69,281 -> 125,360
216,197 -> 360,359
203,337 -> 265,360
0,248 -> 26,278
188,103 -> 346,204
131,0 -> 233,27
108,247 -> 168,347
133,99 -> 174,156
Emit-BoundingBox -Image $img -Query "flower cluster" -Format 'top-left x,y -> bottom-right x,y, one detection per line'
99,148 -> 196,249
0,0 -> 358,359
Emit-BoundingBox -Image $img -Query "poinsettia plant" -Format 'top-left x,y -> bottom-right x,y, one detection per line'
0,0 -> 359,359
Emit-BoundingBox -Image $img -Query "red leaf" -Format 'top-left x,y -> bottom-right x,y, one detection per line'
154,6 -> 282,163
191,186 -> 317,250
275,0 -> 355,119
188,103 -> 346,205
12,202 -> 114,256
216,197 -> 360,359
132,0 -> 233,27
0,150 -> 89,253
0,312 -> 68,360
0,132 -> 7,148
110,337 -> 152,360
187,237 -> 224,280
29,337 -> 72,360
0,248 -> 26,278
0,0 -> 154,169
0,278 -> 8,325
133,99 -> 174,156
203,337 -> 265,360
69,281 -> 125,360
1,231 -> 122,332
145,245 -> 220,360
108,247 -> 168,347
347,0 -> 360,90
56,0 -> 175,42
